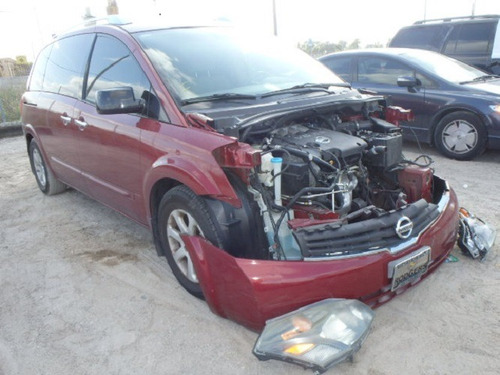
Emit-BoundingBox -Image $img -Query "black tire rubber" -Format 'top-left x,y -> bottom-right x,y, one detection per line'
434,111 -> 487,160
156,185 -> 224,298
28,140 -> 66,195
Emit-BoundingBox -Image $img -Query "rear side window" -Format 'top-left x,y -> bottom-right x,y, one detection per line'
321,57 -> 352,81
390,25 -> 451,51
444,22 -> 495,55
85,34 -> 150,104
29,45 -> 52,91
43,34 -> 94,98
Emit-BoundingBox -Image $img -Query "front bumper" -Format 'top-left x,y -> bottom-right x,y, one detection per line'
183,184 -> 459,331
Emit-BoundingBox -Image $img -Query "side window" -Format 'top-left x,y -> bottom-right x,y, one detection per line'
29,44 -> 52,91
445,22 -> 495,55
85,34 -> 164,120
357,57 -> 413,85
86,35 -> 148,103
416,72 -> 438,89
43,34 -> 93,98
390,25 -> 450,52
322,57 -> 352,81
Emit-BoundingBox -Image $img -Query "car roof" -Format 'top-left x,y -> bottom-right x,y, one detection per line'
53,16 -> 227,39
319,47 -> 442,60
412,14 -> 499,25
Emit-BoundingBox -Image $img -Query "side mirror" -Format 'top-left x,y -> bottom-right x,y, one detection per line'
397,76 -> 419,88
96,87 -> 145,115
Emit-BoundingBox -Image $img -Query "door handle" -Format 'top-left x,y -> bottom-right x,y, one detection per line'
60,114 -> 72,126
75,118 -> 88,131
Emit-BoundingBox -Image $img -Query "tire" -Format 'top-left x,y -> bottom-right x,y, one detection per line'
434,111 -> 487,160
28,140 -> 66,195
156,185 -> 224,298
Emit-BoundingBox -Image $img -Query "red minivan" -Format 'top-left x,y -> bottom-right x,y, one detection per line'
22,20 -> 459,332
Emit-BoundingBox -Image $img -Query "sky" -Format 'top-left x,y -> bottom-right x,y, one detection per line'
0,0 -> 499,61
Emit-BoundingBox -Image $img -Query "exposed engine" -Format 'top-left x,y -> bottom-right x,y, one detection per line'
263,125 -> 367,215
254,116 -> 409,213
237,106 -> 435,260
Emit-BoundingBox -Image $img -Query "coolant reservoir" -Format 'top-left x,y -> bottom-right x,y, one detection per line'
258,152 -> 274,187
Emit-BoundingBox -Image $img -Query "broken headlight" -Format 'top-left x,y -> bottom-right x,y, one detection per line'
458,207 -> 496,260
253,299 -> 374,373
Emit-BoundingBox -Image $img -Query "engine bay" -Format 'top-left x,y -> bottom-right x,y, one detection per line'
197,97 -> 437,260
219,100 -> 437,260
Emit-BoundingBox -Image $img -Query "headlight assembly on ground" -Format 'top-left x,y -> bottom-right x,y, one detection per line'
253,299 -> 374,373
458,207 -> 496,260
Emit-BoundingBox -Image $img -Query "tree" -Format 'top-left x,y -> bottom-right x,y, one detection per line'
298,39 -> 364,58
15,56 -> 28,64
107,0 -> 119,15
13,56 -> 32,76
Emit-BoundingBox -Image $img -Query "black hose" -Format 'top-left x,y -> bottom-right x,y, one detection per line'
272,180 -> 337,259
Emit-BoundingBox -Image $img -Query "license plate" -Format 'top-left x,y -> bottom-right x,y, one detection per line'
389,247 -> 431,291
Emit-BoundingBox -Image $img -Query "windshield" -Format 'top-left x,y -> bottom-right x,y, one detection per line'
401,50 -> 485,83
134,27 -> 344,103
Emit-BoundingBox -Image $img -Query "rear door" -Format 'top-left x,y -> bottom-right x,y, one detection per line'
30,34 -> 94,188
73,33 -> 160,222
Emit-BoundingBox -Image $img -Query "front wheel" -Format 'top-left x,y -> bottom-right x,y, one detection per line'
156,186 -> 224,298
434,111 -> 487,160
28,140 -> 66,195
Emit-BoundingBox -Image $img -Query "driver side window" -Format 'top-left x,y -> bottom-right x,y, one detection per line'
357,57 -> 414,86
86,34 -> 165,120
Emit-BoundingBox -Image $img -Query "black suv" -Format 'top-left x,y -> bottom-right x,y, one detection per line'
389,15 -> 500,74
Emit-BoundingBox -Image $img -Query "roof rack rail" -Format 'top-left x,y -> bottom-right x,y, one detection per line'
414,14 -> 500,25
52,15 -> 132,38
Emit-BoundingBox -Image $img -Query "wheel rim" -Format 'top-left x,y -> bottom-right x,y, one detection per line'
166,209 -> 204,283
32,148 -> 47,188
441,119 -> 478,155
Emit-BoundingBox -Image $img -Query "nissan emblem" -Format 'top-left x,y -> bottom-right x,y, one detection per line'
396,216 -> 413,239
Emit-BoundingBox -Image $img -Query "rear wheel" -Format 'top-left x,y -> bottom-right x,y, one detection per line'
28,140 -> 66,195
434,111 -> 487,160
156,185 -> 224,298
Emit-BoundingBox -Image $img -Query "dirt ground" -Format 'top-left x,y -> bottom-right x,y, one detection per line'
1,135 -> 499,375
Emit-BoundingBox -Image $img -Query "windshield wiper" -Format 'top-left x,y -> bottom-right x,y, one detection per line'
181,93 -> 258,105
459,74 -> 500,84
261,82 -> 351,98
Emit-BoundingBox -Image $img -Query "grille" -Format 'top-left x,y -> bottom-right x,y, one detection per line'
294,199 -> 440,257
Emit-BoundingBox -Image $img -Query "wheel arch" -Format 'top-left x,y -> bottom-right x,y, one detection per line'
145,157 -> 242,253
429,106 -> 489,146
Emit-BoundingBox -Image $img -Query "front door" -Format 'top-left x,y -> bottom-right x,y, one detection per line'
74,34 -> 157,222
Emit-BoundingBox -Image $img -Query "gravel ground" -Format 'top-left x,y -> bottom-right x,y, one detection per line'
1,135 -> 499,375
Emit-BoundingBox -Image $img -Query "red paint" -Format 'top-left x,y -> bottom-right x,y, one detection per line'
385,106 -> 415,126
398,166 -> 433,203
184,189 -> 458,331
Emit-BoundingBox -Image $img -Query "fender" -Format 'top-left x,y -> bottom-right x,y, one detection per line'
143,153 -> 242,223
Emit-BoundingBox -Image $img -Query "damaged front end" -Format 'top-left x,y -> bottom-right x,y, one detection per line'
180,96 -> 460,332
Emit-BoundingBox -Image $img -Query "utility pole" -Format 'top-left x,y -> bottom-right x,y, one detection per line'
272,0 -> 277,36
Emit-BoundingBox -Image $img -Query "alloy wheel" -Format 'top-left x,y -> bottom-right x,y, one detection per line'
32,148 -> 47,188
166,209 -> 204,283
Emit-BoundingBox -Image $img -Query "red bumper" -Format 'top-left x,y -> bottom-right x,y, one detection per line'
184,189 -> 459,331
